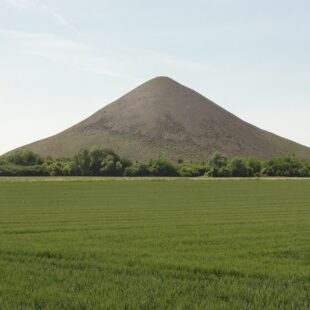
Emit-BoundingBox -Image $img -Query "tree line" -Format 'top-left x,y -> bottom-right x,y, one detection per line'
0,147 -> 309,177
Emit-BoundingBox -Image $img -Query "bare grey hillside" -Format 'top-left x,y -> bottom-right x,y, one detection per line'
10,77 -> 310,161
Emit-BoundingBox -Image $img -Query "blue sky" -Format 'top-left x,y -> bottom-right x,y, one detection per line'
0,0 -> 309,155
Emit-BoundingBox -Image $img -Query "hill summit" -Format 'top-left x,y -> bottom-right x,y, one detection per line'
10,76 -> 310,161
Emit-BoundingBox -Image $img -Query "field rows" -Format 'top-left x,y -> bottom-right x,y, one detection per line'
0,180 -> 309,309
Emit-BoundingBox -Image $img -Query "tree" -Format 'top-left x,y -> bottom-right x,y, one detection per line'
262,156 -> 302,177
209,153 -> 228,169
124,163 -> 150,176
101,154 -> 123,176
298,166 -> 310,177
72,147 -> 131,176
178,165 -> 200,177
6,150 -> 44,166
74,148 -> 91,175
206,153 -> 229,177
89,146 -> 106,176
148,158 -> 178,176
0,164 -> 49,176
228,158 -> 251,177
246,158 -> 262,176
48,161 -> 63,176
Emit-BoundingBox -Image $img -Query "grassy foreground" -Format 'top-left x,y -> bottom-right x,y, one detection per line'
0,179 -> 309,309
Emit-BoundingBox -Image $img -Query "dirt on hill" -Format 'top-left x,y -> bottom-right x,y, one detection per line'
10,76 -> 310,161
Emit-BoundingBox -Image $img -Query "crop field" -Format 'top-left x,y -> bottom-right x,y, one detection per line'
0,178 -> 309,309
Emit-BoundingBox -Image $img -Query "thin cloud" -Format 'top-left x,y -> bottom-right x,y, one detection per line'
3,0 -> 77,31
0,29 -> 134,80
0,28 -> 216,80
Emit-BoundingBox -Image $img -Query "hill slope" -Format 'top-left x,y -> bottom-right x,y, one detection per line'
9,77 -> 310,161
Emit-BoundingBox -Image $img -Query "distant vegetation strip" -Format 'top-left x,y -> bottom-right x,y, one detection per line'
1,147 -> 310,177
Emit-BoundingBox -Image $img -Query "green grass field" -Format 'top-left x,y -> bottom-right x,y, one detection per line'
0,179 -> 309,309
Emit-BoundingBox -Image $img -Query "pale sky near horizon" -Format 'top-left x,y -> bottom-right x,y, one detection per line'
0,0 -> 309,155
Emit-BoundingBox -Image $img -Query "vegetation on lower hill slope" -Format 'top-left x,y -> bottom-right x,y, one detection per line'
0,180 -> 309,309
0,147 -> 310,177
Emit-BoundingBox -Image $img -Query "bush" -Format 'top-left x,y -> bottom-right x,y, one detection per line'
178,165 -> 201,177
246,158 -> 262,176
206,153 -> 230,177
228,158 -> 253,177
148,158 -> 179,176
124,163 -> 150,176
1,149 -> 309,178
6,150 -> 44,166
47,160 -> 77,176
0,164 -> 49,176
298,166 -> 310,177
262,156 -> 302,177
73,147 -> 131,176
101,155 -> 123,176
48,162 -> 64,176
74,148 -> 91,176
205,166 -> 230,177
208,153 -> 228,169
